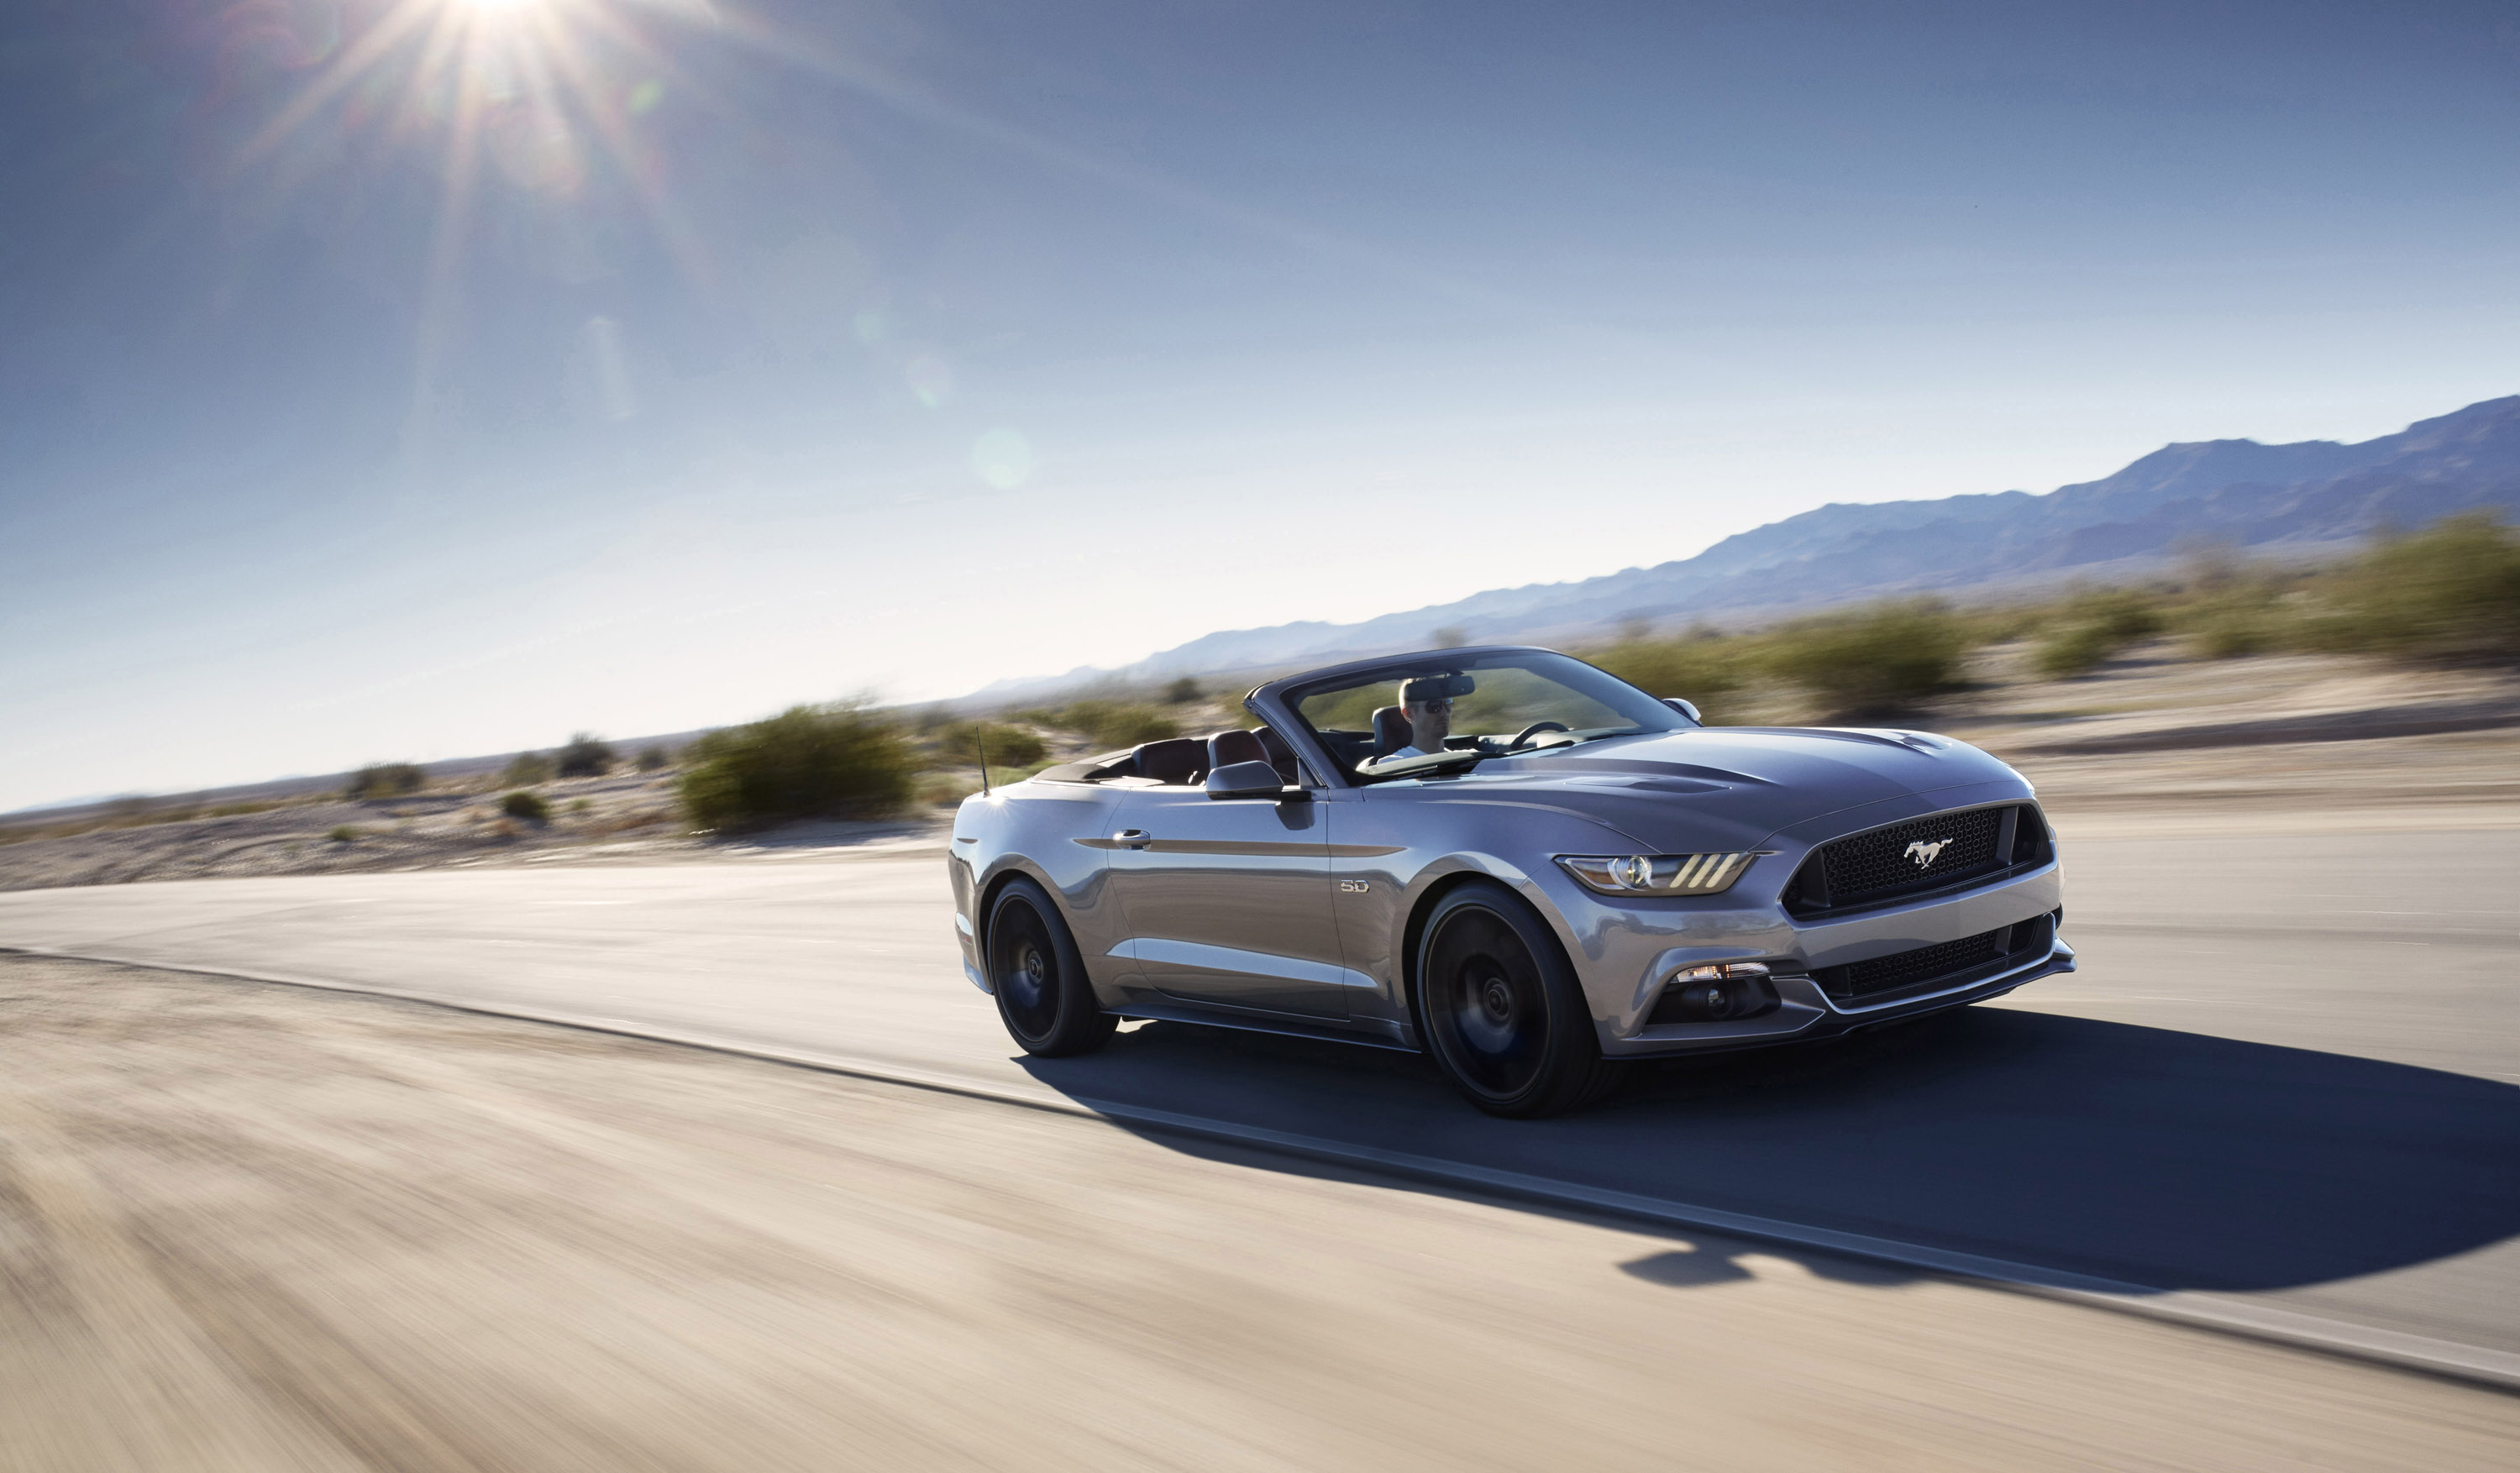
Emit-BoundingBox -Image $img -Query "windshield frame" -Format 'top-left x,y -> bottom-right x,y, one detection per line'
1252,646 -> 1688,788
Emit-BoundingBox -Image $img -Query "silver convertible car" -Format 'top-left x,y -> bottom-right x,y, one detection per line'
947,646 -> 2071,1116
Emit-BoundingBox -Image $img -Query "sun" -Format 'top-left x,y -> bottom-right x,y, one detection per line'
233,0 -> 721,428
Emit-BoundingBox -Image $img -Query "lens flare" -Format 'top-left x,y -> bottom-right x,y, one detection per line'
906,354 -> 956,409
972,429 -> 1035,490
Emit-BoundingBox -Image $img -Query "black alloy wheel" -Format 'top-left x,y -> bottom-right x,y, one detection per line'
1415,881 -> 1621,1118
986,878 -> 1116,1056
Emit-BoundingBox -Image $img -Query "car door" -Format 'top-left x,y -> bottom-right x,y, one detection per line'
1102,786 -> 1353,1019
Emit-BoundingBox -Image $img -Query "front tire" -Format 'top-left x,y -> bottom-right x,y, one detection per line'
987,878 -> 1116,1056
1414,881 -> 1621,1118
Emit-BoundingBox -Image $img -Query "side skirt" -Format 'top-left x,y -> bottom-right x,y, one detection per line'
1107,999 -> 1423,1054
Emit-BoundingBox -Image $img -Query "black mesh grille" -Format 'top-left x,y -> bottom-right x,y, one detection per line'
1840,927 -> 2007,997
1791,805 -> 2015,912
1815,915 -> 2052,1003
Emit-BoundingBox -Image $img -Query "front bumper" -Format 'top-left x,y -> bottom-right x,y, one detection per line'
1568,849 -> 2070,1059
1599,934 -> 2074,1057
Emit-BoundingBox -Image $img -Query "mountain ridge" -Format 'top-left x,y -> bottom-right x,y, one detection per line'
978,395 -> 2520,698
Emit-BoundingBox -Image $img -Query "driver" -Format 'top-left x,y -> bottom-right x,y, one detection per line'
1389,676 -> 1458,758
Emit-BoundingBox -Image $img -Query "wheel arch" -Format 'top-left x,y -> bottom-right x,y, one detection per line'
1397,866 -> 1578,1029
974,857 -> 1065,967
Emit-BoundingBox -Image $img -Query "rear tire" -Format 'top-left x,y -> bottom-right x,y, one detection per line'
987,878 -> 1116,1057
1413,881 -> 1622,1118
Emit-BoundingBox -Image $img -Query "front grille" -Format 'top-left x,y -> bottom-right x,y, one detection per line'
1786,804 -> 2046,915
1814,915 -> 2053,1003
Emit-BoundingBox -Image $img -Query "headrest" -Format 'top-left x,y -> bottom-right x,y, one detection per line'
1133,737 -> 1204,785
1400,674 -> 1474,705
1207,730 -> 1268,771
1253,725 -> 1302,783
1372,705 -> 1414,757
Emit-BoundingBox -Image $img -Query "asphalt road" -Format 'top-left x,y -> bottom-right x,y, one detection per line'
3,820 -> 2516,1366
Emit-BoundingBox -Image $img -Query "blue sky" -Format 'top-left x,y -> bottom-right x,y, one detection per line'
3,0 -> 2516,808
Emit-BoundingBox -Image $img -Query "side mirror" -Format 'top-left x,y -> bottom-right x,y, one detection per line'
1205,760 -> 1300,800
1664,697 -> 1703,726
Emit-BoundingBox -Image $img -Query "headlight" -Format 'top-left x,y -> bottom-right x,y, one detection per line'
1554,852 -> 1767,896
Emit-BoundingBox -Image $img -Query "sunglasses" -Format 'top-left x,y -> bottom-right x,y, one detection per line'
1410,699 -> 1453,712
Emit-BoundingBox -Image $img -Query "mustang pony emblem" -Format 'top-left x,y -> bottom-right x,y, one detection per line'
1903,838 -> 1953,868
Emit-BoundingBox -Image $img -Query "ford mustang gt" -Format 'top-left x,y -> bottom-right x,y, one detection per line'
947,646 -> 2071,1116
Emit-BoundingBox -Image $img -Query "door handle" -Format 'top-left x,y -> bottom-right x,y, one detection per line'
1112,829 -> 1154,849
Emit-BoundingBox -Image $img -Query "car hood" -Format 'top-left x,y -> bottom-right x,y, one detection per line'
1425,726 -> 2025,852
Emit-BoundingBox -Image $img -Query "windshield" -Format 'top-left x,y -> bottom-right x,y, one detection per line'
1288,650 -> 1683,778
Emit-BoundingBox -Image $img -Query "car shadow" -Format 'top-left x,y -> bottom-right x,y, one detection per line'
1013,1007 -> 2520,1295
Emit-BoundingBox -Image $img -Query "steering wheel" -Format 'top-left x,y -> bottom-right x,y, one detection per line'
1509,720 -> 1570,750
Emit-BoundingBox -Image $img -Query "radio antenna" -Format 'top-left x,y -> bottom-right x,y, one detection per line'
977,728 -> 990,796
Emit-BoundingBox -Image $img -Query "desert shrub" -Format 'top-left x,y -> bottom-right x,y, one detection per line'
2187,606 -> 2281,659
328,825 -> 359,842
679,703 -> 921,830
1591,632 -> 1750,723
502,752 -> 555,785
555,732 -> 617,778
2295,513 -> 2520,663
939,721 -> 1046,768
1760,600 -> 1971,717
2174,581 -> 2297,659
344,763 -> 425,799
1055,700 -> 1179,748
1163,677 -> 1203,704
637,745 -> 673,773
568,797 -> 592,815
1943,600 -> 2045,645
501,789 -> 551,822
2032,590 -> 2167,678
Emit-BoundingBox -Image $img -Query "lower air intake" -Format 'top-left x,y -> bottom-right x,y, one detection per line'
1814,914 -> 2055,1003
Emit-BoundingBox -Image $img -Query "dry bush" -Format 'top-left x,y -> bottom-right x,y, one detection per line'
2033,590 -> 2168,679
502,752 -> 555,785
501,790 -> 551,823
556,733 -> 617,778
679,703 -> 921,830
344,763 -> 426,799
1760,600 -> 1971,718
1590,628 -> 1751,722
2297,513 -> 2520,663
937,721 -> 1046,768
2173,580 -> 2298,659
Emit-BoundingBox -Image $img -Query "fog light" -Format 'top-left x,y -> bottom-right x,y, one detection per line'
1661,962 -> 1779,1023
